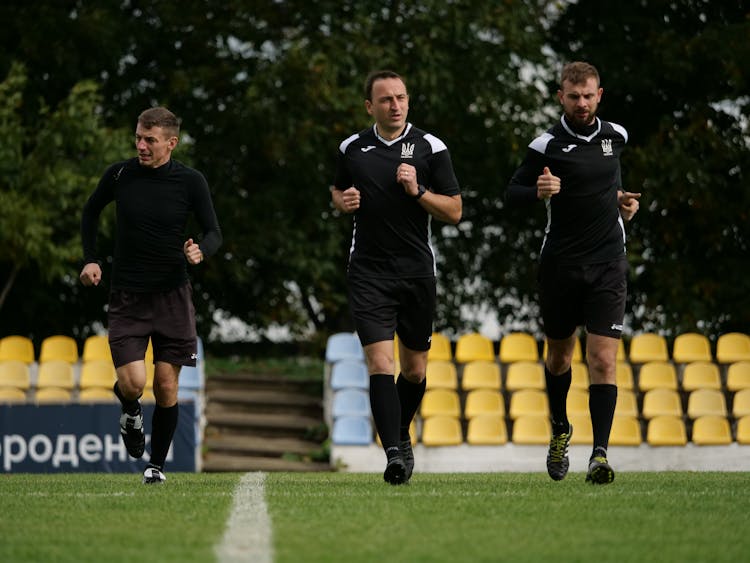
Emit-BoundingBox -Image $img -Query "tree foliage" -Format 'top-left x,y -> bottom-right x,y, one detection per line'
0,0 -> 747,344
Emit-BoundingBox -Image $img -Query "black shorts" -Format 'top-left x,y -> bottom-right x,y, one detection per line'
107,283 -> 197,368
538,256 -> 628,340
347,276 -> 436,351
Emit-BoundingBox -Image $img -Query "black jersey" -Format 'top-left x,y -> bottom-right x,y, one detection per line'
333,123 -> 460,280
81,158 -> 222,292
506,115 -> 628,265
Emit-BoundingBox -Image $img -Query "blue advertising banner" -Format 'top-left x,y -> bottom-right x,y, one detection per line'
0,401 -> 198,473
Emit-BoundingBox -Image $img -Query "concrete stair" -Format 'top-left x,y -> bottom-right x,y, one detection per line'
202,372 -> 331,472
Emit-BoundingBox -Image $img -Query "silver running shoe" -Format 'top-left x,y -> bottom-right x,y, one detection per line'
119,408 -> 145,459
143,466 -> 166,485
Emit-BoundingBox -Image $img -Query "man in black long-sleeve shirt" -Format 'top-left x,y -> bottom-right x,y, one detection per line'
80,107 -> 222,485
506,62 -> 640,485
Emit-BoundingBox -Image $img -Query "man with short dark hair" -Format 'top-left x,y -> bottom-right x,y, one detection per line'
506,62 -> 640,484
331,70 -> 462,485
80,107 -> 222,484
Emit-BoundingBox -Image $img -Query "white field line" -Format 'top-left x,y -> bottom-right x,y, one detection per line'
215,472 -> 273,563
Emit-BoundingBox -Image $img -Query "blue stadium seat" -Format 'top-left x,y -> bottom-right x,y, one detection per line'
179,365 -> 204,390
325,332 -> 364,363
330,359 -> 369,391
332,389 -> 370,418
331,416 -> 372,445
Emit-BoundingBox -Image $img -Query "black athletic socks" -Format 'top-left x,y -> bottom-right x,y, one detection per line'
113,381 -> 141,415
369,374 -> 401,452
545,366 -> 572,434
149,403 -> 179,469
396,374 -> 426,441
589,383 -> 617,454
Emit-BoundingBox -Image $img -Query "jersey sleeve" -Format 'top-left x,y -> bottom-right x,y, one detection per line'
332,134 -> 358,191
424,135 -> 460,196
80,163 -> 119,264
188,171 -> 223,257
506,145 -> 546,206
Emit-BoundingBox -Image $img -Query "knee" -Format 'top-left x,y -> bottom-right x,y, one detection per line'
400,369 -> 426,384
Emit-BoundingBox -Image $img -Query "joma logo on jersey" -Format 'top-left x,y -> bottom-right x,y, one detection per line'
401,142 -> 415,159
601,139 -> 613,156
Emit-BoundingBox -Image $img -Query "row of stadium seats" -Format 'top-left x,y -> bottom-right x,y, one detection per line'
0,334 -> 204,404
325,330 -> 750,365
332,412 -> 750,447
325,332 -> 750,447
331,357 -> 750,395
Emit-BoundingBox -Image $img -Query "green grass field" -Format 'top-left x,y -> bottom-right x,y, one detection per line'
2,471 -> 749,562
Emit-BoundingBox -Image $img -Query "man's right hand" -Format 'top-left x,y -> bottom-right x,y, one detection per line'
537,166 -> 561,199
80,262 -> 102,286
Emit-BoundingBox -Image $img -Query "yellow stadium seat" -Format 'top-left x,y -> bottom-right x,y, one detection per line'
637,361 -> 678,392
566,388 -> 589,417
0,387 -> 27,403
508,389 -> 549,419
736,416 -> 750,445
617,339 -> 626,362
641,388 -> 683,419
570,362 -> 589,390
687,389 -> 727,418
615,389 -> 639,418
716,332 -> 750,363
79,360 -> 116,390
542,337 -> 582,363
505,361 -> 545,391
568,413 -> 593,445
82,334 -> 111,363
672,332 -> 712,363
681,361 -> 722,392
464,389 -> 504,419
425,360 -> 458,390
421,415 -> 462,446
726,361 -> 750,392
78,387 -> 117,402
691,415 -> 732,445
454,333 -> 495,363
35,387 -> 73,403
39,335 -> 79,364
466,415 -> 508,445
0,335 -> 35,363
145,338 -> 154,364
615,361 -> 634,390
37,360 -> 75,391
393,334 -> 400,362
461,360 -> 501,391
732,388 -> 750,418
0,360 -> 31,391
500,332 -> 539,363
609,415 -> 642,446
428,333 -> 452,361
628,333 -> 669,363
145,362 -> 155,390
421,389 -> 461,418
647,416 -> 687,446
512,415 -> 550,444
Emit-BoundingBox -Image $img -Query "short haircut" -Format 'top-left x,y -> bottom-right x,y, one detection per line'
364,70 -> 405,101
560,62 -> 600,89
137,107 -> 180,138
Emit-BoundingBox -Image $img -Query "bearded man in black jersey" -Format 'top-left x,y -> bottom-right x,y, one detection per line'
331,70 -> 462,485
506,62 -> 640,485
80,107 -> 222,485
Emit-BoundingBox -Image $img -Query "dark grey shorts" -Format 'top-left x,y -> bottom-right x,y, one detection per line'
347,276 -> 436,351
539,256 -> 628,340
107,283 -> 197,368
